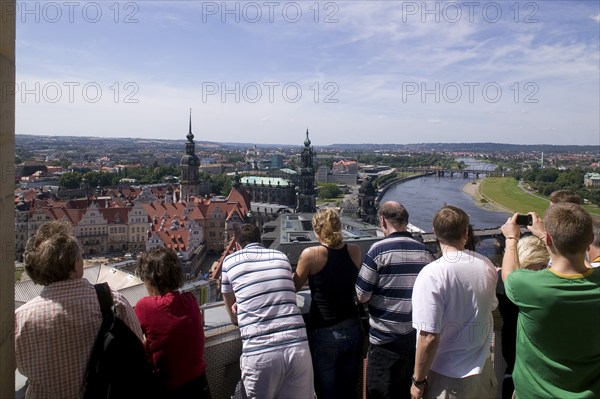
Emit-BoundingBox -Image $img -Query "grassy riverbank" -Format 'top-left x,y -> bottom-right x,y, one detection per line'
479,177 -> 600,216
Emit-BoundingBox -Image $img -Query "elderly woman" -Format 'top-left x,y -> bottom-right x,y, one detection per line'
135,247 -> 211,399
293,208 -> 363,399
15,221 -> 142,399
496,235 -> 549,399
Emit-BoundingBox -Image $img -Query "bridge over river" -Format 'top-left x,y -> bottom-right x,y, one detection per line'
417,227 -> 530,254
398,167 -> 511,179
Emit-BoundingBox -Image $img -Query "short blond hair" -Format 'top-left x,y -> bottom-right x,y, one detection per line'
24,221 -> 81,285
433,206 -> 469,244
517,235 -> 549,269
544,203 -> 593,255
312,208 -> 343,248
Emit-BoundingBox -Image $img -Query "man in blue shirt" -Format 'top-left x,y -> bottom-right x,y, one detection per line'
356,201 -> 434,399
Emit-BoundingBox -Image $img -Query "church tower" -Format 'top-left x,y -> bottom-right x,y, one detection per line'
296,129 -> 316,213
180,111 -> 201,202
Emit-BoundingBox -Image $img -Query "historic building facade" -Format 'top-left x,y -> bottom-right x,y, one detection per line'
13,115 -> 250,261
239,176 -> 296,207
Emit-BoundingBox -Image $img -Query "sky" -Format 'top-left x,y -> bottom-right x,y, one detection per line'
12,0 -> 600,146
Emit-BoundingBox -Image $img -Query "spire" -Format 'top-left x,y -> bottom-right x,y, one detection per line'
187,108 -> 194,142
304,128 -> 311,147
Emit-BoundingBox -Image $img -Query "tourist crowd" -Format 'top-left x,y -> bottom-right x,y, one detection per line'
15,190 -> 599,399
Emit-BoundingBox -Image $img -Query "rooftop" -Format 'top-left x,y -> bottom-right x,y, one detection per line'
264,213 -> 383,266
240,176 -> 292,187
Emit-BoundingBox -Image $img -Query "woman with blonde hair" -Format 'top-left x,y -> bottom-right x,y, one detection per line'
293,208 -> 363,399
497,234 -> 549,398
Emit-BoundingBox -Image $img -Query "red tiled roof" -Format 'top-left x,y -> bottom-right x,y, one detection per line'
99,207 -> 131,224
226,206 -> 244,221
45,207 -> 85,225
153,229 -> 190,252
226,188 -> 251,215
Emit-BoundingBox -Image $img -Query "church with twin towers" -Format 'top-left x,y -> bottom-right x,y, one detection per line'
179,114 -> 316,214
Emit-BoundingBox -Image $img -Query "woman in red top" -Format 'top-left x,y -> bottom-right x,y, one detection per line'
135,247 -> 211,399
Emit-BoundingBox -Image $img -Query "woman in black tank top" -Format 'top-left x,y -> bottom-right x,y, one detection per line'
293,208 -> 364,399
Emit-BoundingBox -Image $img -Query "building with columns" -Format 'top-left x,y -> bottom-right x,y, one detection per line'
239,176 -> 296,207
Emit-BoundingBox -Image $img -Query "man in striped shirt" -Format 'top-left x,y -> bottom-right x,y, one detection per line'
356,201 -> 434,399
222,224 -> 314,399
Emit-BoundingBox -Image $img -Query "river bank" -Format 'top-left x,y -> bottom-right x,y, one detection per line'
462,179 -> 513,214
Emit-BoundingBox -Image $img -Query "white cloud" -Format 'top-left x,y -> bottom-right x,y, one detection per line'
14,1 -> 600,145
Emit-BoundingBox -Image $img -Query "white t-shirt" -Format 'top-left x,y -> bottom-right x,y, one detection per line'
412,250 -> 498,378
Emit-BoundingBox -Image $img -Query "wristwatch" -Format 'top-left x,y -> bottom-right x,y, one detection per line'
411,375 -> 427,388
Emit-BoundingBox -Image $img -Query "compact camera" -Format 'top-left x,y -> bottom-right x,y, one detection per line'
515,214 -> 533,227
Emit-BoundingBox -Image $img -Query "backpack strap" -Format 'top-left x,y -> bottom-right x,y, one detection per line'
94,283 -> 115,326
83,283 -> 117,397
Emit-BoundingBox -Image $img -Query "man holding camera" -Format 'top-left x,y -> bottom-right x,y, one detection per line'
501,203 -> 600,398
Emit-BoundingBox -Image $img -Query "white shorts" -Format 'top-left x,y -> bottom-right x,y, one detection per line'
241,342 -> 314,399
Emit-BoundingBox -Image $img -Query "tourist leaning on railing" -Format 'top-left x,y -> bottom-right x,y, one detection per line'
293,208 -> 364,399
411,206 -> 498,399
222,224 -> 314,399
135,247 -> 212,398
357,201 -> 434,399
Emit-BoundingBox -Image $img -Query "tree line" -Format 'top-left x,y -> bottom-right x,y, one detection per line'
59,166 -> 233,196
514,165 -> 600,206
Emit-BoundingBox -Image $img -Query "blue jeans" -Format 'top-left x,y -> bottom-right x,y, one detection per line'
366,332 -> 416,399
307,317 -> 364,399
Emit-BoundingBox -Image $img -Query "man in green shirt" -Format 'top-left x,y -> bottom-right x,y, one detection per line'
501,203 -> 600,399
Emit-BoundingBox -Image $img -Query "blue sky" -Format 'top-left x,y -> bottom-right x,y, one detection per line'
14,1 -> 600,145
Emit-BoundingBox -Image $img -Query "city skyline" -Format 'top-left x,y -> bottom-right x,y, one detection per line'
13,1 -> 600,145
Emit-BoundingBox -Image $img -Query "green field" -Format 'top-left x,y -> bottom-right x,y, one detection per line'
316,198 -> 342,206
480,177 -> 600,216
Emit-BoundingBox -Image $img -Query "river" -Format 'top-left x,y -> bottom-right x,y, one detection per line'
380,159 -> 510,263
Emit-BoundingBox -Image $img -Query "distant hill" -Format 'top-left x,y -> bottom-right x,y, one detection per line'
324,142 -> 600,153
16,135 -> 599,154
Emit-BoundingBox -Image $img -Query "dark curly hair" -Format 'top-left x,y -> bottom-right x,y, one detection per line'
136,247 -> 183,295
237,224 -> 262,248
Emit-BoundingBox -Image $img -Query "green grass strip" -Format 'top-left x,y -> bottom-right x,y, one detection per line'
480,177 -> 600,216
